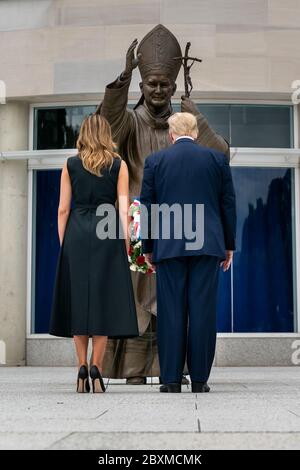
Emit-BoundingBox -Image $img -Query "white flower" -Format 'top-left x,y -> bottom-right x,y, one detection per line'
130,264 -> 137,271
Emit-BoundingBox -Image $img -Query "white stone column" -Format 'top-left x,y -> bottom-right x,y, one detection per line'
0,101 -> 29,365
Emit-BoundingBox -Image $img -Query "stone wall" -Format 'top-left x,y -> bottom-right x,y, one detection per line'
0,102 -> 29,365
0,0 -> 299,99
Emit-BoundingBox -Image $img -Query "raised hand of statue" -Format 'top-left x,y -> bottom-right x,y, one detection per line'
123,39 -> 141,77
181,95 -> 199,116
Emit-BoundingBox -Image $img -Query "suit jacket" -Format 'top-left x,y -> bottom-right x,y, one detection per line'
140,138 -> 236,263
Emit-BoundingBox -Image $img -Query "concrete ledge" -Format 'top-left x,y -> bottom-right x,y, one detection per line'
26,335 -> 300,367
215,335 -> 300,366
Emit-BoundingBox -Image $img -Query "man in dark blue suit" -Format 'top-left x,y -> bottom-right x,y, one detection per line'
140,112 -> 236,393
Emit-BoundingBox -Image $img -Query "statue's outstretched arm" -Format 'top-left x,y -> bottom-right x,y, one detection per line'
181,96 -> 230,158
96,39 -> 141,143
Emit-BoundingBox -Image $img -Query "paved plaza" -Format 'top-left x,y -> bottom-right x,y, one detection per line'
0,367 -> 299,450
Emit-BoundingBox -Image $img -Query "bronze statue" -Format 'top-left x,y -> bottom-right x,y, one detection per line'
98,24 -> 229,383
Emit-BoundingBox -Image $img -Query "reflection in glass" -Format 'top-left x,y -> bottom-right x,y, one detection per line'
34,104 -> 293,150
197,104 -> 230,144
34,106 -> 96,150
198,104 -> 292,148
232,168 -> 294,332
216,268 -> 232,332
231,105 -> 293,148
34,170 -> 61,333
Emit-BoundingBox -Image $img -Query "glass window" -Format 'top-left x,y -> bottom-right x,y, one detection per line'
31,103 -> 296,334
197,104 -> 293,148
231,105 -> 293,148
32,167 -> 295,334
216,269 -> 232,332
34,106 -> 96,150
34,103 -> 293,150
231,167 -> 294,332
33,170 -> 61,333
197,104 -> 230,144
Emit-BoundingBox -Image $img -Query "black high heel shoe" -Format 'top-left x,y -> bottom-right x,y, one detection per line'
76,365 -> 90,393
90,365 -> 106,393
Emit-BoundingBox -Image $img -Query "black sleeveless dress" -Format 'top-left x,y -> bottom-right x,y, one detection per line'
49,155 -> 139,339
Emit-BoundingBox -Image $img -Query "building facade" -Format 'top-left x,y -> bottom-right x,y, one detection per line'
0,0 -> 300,366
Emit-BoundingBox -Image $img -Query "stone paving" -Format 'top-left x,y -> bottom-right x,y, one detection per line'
0,367 -> 299,450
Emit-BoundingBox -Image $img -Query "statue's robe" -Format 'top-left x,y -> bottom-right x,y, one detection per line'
99,73 -> 229,378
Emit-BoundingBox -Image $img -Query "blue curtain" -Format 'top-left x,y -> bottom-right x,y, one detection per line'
34,170 -> 61,333
232,168 -> 294,332
33,169 -> 294,334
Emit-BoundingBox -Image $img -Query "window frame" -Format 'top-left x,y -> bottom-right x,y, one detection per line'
21,100 -> 300,338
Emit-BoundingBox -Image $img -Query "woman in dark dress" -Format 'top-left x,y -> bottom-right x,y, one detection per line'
49,114 -> 139,393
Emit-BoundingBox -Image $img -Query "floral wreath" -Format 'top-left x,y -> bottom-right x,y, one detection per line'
128,199 -> 155,275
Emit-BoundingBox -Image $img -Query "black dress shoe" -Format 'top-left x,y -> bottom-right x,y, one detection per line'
159,383 -> 181,393
191,382 -> 210,393
159,376 -> 189,385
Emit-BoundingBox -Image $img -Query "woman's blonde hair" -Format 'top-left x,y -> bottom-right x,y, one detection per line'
76,114 -> 120,176
168,112 -> 198,138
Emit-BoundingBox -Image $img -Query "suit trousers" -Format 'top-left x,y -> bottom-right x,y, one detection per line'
156,255 -> 220,384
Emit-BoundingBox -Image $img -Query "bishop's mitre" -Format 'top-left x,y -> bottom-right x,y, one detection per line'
137,24 -> 182,82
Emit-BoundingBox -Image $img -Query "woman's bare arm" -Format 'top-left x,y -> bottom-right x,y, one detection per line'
117,160 -> 130,253
58,161 -> 72,245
